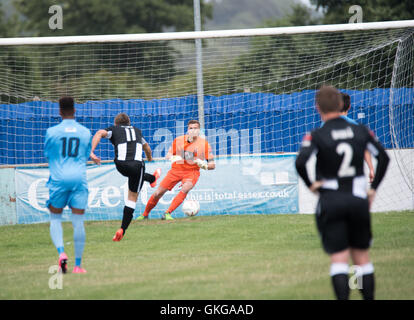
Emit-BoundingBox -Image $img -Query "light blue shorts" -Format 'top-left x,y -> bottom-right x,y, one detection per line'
46,182 -> 88,210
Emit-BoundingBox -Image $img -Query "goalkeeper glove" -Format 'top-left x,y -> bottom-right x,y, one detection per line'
194,159 -> 208,170
170,155 -> 183,163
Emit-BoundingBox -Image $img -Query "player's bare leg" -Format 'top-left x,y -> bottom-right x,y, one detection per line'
330,249 -> 350,300
163,181 -> 193,220
351,248 -> 375,300
152,185 -> 169,200
49,205 -> 63,214
71,208 -> 87,273
179,181 -> 195,194
350,248 -> 370,265
48,205 -> 68,273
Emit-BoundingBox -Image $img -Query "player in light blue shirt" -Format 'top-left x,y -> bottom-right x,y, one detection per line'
320,94 -> 358,126
340,114 -> 358,125
339,92 -> 358,125
44,96 -> 91,274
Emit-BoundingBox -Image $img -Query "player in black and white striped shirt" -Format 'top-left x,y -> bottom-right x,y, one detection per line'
295,85 -> 389,300
90,113 -> 161,241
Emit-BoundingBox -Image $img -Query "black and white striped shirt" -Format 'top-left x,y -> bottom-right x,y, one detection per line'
295,117 -> 389,197
105,125 -> 145,162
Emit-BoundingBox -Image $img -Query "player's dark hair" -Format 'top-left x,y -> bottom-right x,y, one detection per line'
341,92 -> 351,113
114,113 -> 130,126
316,85 -> 342,114
59,96 -> 75,116
188,120 -> 200,128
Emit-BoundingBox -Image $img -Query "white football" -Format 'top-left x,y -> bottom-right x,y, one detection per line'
182,200 -> 200,216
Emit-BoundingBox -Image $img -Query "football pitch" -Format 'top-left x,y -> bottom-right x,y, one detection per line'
1,211 -> 413,300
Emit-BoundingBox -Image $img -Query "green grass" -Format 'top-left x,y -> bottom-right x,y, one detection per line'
0,211 -> 413,300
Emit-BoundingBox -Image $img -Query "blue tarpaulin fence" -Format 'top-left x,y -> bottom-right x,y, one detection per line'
1,88 -> 413,165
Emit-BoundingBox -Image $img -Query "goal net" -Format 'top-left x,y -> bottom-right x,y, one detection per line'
0,21 -> 413,223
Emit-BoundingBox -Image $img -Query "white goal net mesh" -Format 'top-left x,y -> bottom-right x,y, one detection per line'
0,24 -> 413,222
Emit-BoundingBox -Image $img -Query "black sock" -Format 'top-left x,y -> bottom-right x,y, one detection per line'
359,273 -> 375,300
331,274 -> 350,300
121,206 -> 135,234
144,173 -> 155,184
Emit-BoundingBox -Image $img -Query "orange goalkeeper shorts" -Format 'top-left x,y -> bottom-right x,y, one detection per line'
160,168 -> 200,191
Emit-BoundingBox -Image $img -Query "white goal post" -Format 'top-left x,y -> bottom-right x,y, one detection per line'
0,20 -> 413,45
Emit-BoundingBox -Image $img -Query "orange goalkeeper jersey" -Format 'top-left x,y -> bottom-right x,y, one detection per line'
169,135 -> 213,171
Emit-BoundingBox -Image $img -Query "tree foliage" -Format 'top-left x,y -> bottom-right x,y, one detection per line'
0,1 -> 412,103
224,2 -> 413,94
310,0 -> 414,24
13,0 -> 212,36
7,0 -> 212,88
205,0 -> 293,30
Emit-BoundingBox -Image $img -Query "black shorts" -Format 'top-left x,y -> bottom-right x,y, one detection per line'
316,191 -> 372,254
115,160 -> 145,193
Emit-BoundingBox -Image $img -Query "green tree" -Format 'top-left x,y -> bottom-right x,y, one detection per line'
310,0 -> 414,24
309,0 -> 414,89
220,2 -> 412,96
0,4 -> 9,37
261,3 -> 320,28
11,0 -> 213,84
0,2 -> 34,103
13,0 -> 212,36
228,4 -> 326,94
206,0 -> 294,30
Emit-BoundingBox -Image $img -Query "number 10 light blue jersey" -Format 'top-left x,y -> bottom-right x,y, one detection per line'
44,119 -> 92,190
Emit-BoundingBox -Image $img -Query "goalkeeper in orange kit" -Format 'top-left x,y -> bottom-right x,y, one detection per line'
137,120 -> 215,220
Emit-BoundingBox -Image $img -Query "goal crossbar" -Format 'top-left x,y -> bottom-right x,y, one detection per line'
0,20 -> 413,46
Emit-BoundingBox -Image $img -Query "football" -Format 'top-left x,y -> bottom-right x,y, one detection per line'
182,200 -> 200,216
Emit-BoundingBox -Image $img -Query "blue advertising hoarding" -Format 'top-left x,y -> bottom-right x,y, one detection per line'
3,89 -> 413,165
